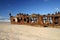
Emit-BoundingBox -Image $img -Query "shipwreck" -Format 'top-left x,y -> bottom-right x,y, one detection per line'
9,12 -> 60,28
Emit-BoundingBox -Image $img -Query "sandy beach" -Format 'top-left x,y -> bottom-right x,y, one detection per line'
0,22 -> 60,40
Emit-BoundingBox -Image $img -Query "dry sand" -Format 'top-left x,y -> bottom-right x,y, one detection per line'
0,22 -> 60,40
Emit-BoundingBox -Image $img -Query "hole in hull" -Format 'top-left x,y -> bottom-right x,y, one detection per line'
44,26 -> 48,27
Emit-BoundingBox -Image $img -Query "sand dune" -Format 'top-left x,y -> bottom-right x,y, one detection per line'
0,22 -> 60,40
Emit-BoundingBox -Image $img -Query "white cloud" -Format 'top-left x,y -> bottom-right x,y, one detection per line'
56,8 -> 59,10
55,8 -> 60,12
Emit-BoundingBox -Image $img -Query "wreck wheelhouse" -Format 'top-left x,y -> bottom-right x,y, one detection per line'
9,12 -> 60,27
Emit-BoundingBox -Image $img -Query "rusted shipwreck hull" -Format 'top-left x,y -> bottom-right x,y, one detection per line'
9,12 -> 60,28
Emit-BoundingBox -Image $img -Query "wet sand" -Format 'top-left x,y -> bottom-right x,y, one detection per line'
0,22 -> 60,40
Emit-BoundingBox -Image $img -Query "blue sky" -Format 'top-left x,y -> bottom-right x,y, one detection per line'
0,0 -> 60,18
